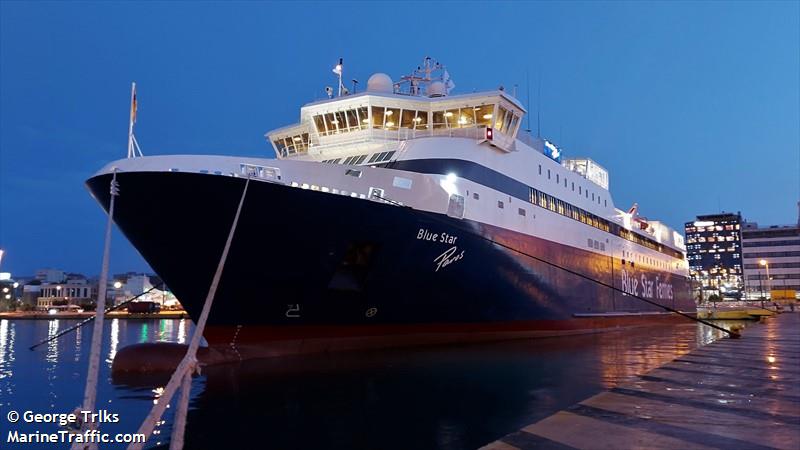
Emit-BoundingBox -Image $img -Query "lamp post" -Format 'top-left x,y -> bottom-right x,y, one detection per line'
759,259 -> 770,307
760,259 -> 771,295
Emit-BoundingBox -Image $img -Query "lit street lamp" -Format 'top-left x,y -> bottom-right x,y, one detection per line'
758,259 -> 772,297
113,281 -> 123,289
759,259 -> 771,307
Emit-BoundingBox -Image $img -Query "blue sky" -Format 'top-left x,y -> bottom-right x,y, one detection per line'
1,1 -> 798,276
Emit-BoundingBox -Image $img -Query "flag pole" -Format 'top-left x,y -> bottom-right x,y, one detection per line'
127,82 -> 138,158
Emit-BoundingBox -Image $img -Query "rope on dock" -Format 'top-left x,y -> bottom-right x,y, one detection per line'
28,284 -> 163,351
374,194 -> 740,339
127,177 -> 251,450
71,170 -> 119,450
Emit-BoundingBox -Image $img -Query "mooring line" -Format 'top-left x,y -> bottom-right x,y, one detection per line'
373,194 -> 740,338
128,176 -> 251,450
71,169 -> 119,450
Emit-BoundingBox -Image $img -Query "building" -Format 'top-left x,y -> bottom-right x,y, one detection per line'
123,274 -> 153,296
35,268 -> 66,284
37,281 -> 94,310
741,222 -> 800,299
684,212 -> 743,299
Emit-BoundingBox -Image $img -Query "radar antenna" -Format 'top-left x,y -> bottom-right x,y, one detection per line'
396,57 -> 455,96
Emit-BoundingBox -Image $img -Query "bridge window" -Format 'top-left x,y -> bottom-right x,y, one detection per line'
324,113 -> 340,134
432,110 -> 446,129
346,109 -> 359,130
384,107 -> 400,130
457,108 -> 475,127
414,110 -> 428,130
445,109 -> 460,128
313,115 -> 326,134
273,139 -> 286,156
509,114 -> 519,135
495,106 -> 508,132
371,106 -> 385,128
401,109 -> 417,129
335,111 -> 348,131
357,107 -> 369,129
474,105 -> 494,127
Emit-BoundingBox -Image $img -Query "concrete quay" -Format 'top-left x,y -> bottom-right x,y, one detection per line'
482,313 -> 800,450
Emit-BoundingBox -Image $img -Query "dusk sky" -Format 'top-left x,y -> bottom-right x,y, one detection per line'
1,1 -> 798,276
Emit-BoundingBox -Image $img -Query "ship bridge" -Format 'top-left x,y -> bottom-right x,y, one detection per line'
266,59 -> 527,162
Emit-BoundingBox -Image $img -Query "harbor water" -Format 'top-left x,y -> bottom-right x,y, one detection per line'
0,318 -> 738,449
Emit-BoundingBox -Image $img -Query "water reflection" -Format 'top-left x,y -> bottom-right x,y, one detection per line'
178,319 -> 186,344
45,320 -> 61,409
74,325 -> 82,362
46,320 -> 59,363
0,318 -> 751,450
107,318 -> 120,365
184,322 -> 749,450
697,320 -> 743,345
0,320 -> 14,380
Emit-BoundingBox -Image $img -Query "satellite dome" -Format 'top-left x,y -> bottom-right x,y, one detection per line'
367,73 -> 393,93
427,81 -> 446,97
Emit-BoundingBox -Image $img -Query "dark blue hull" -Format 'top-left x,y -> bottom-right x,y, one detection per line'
87,171 -> 693,352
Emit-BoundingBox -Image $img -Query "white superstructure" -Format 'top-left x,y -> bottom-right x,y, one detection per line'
96,58 -> 688,278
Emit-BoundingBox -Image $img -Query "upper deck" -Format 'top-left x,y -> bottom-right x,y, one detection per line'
267,89 -> 527,158
260,58 -> 683,255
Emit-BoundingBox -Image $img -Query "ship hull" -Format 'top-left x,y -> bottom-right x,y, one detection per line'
87,171 -> 694,356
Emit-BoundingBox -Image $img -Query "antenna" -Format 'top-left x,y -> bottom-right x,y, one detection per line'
525,69 -> 531,133
536,73 -> 541,138
332,58 -> 344,97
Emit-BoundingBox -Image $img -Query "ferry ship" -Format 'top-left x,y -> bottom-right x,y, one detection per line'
87,58 -> 694,358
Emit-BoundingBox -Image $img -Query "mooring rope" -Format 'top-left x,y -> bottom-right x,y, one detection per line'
71,170 -> 119,450
127,176 -> 251,450
374,194 -> 740,338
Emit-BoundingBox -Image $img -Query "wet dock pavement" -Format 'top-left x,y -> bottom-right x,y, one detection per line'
483,312 -> 800,450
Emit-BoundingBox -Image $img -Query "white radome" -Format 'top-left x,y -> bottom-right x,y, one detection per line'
366,73 -> 393,93
426,80 -> 446,97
